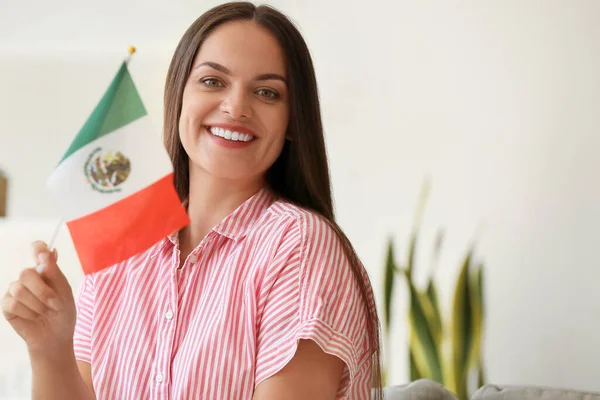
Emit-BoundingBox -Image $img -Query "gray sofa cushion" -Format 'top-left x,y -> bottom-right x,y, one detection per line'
472,384 -> 600,400
381,379 -> 458,400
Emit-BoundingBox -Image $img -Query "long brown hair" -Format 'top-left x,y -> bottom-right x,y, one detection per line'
163,2 -> 382,397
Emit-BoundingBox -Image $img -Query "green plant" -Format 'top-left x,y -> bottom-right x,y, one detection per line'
382,181 -> 486,399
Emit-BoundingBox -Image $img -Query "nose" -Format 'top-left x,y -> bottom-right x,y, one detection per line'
220,86 -> 252,120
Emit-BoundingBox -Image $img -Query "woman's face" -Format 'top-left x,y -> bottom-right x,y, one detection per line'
179,20 -> 290,184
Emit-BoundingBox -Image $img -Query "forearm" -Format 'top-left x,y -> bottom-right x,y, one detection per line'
29,345 -> 94,400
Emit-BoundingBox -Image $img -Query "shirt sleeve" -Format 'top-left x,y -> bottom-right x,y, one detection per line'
73,274 -> 95,364
254,213 -> 372,398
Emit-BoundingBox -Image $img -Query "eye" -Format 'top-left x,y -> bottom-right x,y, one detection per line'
200,77 -> 223,88
256,88 -> 280,100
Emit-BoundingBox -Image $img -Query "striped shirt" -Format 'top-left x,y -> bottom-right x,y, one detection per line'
73,187 -> 373,399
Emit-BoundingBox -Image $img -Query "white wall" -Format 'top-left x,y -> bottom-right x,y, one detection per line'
2,0 -> 600,396
0,220 -> 82,399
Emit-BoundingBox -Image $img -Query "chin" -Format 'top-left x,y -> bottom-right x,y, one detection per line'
198,162 -> 254,182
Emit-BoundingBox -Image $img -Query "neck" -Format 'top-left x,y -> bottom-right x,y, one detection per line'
179,166 -> 265,258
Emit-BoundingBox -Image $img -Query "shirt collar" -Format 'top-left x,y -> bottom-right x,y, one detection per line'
212,186 -> 276,240
164,186 -> 275,245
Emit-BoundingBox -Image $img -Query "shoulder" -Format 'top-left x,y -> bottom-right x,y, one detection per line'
265,198 -> 343,254
266,197 -> 365,312
263,199 -> 373,367
253,198 -> 360,305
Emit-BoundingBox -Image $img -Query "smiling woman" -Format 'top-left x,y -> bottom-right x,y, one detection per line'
2,2 -> 382,400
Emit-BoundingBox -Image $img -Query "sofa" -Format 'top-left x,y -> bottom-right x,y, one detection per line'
382,379 -> 600,400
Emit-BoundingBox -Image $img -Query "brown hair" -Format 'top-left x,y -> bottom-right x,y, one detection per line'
163,2 -> 382,397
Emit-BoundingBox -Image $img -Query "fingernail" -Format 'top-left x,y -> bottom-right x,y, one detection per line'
38,252 -> 50,265
48,299 -> 61,311
36,263 -> 46,274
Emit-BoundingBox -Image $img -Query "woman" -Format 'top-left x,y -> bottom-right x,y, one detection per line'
1,2 -> 382,399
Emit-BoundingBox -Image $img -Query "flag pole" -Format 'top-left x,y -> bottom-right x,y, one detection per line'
124,46 -> 136,65
47,218 -> 64,252
36,217 -> 62,273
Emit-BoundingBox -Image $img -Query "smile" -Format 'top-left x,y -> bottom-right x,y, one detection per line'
208,126 -> 255,142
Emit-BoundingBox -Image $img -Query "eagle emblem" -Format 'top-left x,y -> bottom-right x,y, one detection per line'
84,147 -> 131,193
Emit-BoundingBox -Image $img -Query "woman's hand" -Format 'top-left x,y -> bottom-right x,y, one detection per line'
1,241 -> 77,358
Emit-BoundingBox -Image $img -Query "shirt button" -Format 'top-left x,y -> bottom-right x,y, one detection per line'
189,255 -> 198,264
165,310 -> 174,320
156,373 -> 164,383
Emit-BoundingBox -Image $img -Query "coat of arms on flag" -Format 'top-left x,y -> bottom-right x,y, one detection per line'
84,148 -> 131,193
46,49 -> 190,275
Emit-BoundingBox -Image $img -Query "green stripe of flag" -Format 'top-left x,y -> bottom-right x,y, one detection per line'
60,62 -> 147,163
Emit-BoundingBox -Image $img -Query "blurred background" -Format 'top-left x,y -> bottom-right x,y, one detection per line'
1,0 -> 600,398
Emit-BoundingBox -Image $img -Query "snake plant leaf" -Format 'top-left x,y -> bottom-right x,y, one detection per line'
426,280 -> 442,346
467,264 -> 484,373
407,232 -> 417,279
383,238 -> 397,333
425,228 -> 444,347
450,250 -> 473,400
405,270 -> 443,383
413,178 -> 431,230
409,346 -> 422,381
477,357 -> 486,388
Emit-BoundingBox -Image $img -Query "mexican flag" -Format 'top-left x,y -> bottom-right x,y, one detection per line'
47,60 -> 189,275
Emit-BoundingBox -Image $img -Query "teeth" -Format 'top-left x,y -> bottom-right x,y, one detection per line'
209,127 -> 253,142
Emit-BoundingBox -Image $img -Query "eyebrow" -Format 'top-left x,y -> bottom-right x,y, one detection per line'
194,61 -> 287,85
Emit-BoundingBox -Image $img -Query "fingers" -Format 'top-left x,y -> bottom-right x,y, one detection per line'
8,281 -> 49,315
2,291 -> 43,321
32,241 -> 51,264
36,251 -> 52,274
2,242 -> 70,329
2,266 -> 62,323
17,268 -> 61,311
30,242 -> 70,296
32,241 -> 57,271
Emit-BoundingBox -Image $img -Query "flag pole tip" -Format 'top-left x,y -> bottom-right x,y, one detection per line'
128,46 -> 136,55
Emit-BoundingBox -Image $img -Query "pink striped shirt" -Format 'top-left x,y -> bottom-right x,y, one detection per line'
73,187 -> 372,399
